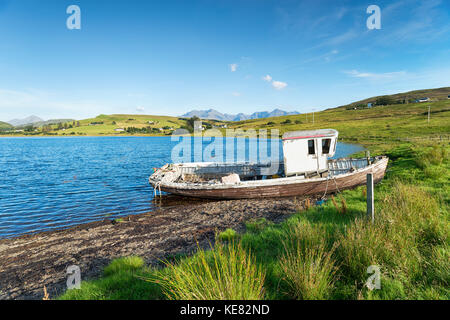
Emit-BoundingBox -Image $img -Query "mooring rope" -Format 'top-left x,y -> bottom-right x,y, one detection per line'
321,176 -> 330,200
333,176 -> 341,194
153,181 -> 162,197
321,174 -> 341,200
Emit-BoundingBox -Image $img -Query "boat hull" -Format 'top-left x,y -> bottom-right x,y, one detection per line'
150,157 -> 389,200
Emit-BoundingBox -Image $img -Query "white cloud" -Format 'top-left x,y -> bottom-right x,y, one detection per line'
136,106 -> 145,112
230,63 -> 238,72
272,81 -> 288,90
262,74 -> 272,82
344,70 -> 407,80
231,92 -> 241,97
262,75 -> 287,90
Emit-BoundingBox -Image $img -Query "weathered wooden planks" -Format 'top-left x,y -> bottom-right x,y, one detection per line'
150,157 -> 389,200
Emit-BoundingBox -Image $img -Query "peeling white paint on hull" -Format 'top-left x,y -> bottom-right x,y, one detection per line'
149,156 -> 389,200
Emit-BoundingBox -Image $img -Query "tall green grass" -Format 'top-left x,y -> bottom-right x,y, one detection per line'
414,144 -> 449,181
58,256 -> 164,300
149,240 -> 266,300
279,223 -> 337,299
415,144 -> 448,168
336,178 -> 448,299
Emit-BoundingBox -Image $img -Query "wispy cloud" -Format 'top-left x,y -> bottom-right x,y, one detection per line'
279,49 -> 341,73
275,1 -> 360,53
231,92 -> 241,97
374,0 -> 450,44
326,30 -> 358,46
136,106 -> 145,112
0,88 -> 111,120
276,2 -> 351,35
0,88 -> 45,105
344,70 -> 407,80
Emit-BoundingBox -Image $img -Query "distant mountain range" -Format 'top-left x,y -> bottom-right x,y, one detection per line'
6,116 -> 74,128
181,108 -> 299,121
7,115 -> 44,127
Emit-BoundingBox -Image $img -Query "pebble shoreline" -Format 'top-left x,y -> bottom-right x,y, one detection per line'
0,197 -> 309,300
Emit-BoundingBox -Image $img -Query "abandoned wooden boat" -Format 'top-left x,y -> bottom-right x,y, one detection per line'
149,129 -> 388,199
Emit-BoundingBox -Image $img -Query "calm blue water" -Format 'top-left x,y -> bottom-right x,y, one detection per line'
0,137 -> 363,238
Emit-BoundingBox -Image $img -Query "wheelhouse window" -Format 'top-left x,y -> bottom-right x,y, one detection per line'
322,138 -> 331,154
308,139 -> 315,155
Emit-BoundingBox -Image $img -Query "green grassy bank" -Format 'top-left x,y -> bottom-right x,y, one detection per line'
58,107 -> 449,300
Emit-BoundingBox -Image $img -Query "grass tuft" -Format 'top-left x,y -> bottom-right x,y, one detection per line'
280,223 -> 337,299
245,218 -> 274,233
218,228 -> 238,241
103,256 -> 145,276
149,240 -> 266,300
415,144 -> 448,169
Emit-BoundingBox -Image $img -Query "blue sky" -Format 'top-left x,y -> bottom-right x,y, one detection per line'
0,0 -> 449,121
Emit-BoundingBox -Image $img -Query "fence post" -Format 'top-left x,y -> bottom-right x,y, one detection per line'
367,173 -> 374,223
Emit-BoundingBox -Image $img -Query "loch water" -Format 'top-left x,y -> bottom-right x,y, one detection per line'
0,137 -> 363,238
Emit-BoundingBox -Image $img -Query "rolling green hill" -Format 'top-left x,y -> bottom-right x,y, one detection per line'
341,87 -> 450,109
2,88 -> 449,138
226,99 -> 450,150
33,114 -> 227,136
74,114 -> 187,135
0,121 -> 13,131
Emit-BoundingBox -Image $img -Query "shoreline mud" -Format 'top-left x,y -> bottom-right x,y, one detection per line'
0,197 -> 310,300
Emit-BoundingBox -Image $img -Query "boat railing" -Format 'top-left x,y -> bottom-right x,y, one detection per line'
328,158 -> 371,176
178,161 -> 284,178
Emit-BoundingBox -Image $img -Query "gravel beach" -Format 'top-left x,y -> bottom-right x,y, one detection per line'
0,197 -> 309,300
